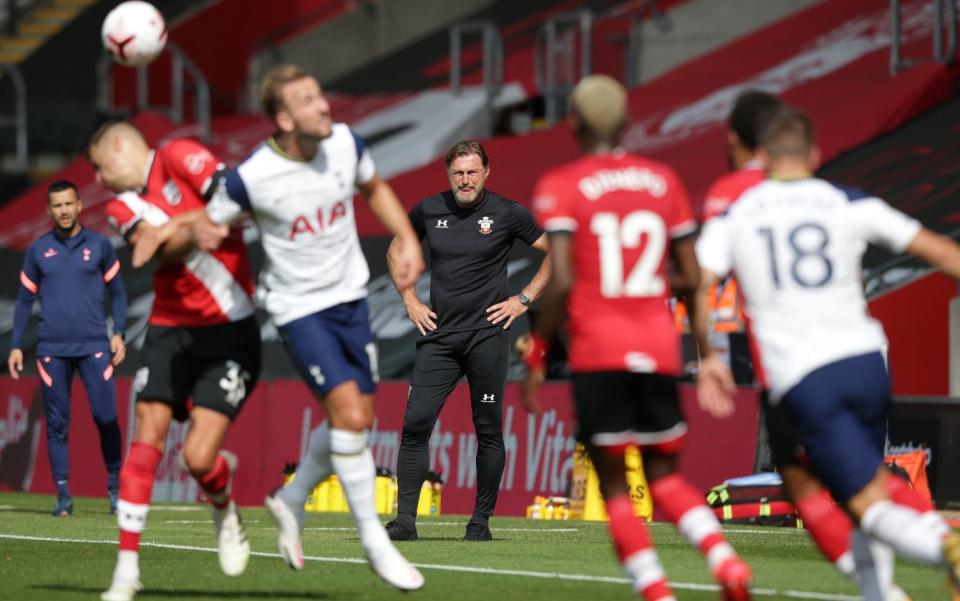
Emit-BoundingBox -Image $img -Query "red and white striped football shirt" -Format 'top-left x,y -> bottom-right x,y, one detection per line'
106,139 -> 255,327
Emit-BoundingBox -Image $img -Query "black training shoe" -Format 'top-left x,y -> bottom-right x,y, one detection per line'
464,519 -> 492,541
52,495 -> 73,517
385,518 -> 418,541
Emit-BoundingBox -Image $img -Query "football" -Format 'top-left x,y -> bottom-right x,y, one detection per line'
101,1 -> 167,67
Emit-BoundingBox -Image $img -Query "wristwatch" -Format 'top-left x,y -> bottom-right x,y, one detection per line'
518,292 -> 532,307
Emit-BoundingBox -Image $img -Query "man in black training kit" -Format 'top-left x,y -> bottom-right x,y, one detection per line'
386,140 -> 550,541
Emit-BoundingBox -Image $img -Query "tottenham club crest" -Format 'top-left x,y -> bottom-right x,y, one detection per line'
478,216 -> 493,234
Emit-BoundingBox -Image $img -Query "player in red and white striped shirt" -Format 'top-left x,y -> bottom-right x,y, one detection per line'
89,120 -> 260,601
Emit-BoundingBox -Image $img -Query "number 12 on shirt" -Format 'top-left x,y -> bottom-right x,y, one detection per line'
590,210 -> 667,298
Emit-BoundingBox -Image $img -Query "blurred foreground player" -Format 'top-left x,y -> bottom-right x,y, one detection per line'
523,75 -> 752,601
89,120 -> 261,601
695,105 -> 960,598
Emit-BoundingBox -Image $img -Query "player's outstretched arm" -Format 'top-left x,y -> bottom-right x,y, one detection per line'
906,228 -> 960,279
131,209 -> 208,267
362,175 -> 424,291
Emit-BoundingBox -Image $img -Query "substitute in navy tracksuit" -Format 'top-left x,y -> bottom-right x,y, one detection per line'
7,180 -> 128,516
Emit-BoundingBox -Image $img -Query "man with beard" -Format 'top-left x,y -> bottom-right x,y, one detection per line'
383,140 -> 551,542
8,180 -> 127,517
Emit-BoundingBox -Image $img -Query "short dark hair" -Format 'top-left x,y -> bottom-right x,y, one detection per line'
47,179 -> 78,201
759,105 -> 815,160
445,140 -> 488,168
729,90 -> 782,151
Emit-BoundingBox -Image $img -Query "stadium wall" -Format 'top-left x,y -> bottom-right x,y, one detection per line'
0,377 -> 759,516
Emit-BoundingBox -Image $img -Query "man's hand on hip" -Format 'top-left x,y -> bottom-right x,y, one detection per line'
405,300 -> 438,336
486,295 -> 527,329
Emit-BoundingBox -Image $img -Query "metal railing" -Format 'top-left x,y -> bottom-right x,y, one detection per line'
244,0 -> 367,113
1,0 -> 40,37
0,62 -> 27,172
890,0 -> 957,75
449,20 -> 503,137
536,9 -> 594,126
625,0 -> 674,87
96,41 -> 212,142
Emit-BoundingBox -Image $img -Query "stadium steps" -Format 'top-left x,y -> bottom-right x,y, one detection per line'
0,0 -> 94,64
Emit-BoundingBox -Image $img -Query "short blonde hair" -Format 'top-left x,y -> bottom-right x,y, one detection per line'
260,64 -> 312,119
571,75 -> 627,142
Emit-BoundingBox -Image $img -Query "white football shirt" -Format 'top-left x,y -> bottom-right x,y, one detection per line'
696,178 -> 921,399
207,123 -> 376,325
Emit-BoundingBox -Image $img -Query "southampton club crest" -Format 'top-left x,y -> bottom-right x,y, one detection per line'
478,216 -> 493,234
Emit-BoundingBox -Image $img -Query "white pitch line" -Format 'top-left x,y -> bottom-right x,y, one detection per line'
303,526 -> 577,533
0,532 -> 859,601
164,520 -> 260,525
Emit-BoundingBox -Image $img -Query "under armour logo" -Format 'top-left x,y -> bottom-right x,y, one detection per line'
83,248 -> 92,262
436,219 -> 449,229
481,394 -> 496,403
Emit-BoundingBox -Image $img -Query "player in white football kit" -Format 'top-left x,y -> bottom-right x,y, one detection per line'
695,106 -> 960,593
195,64 -> 425,591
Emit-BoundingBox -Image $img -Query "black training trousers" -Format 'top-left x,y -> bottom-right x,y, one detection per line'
396,327 -> 508,521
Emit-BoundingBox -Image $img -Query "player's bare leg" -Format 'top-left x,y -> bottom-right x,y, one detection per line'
183,407 -> 248,577
102,402 -> 171,601
588,443 -> 675,601
646,452 -> 752,601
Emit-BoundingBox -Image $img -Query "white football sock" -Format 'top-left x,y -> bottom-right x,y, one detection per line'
279,421 -> 331,507
329,428 -> 380,541
114,550 -> 140,581
860,500 -> 944,566
851,528 -> 896,601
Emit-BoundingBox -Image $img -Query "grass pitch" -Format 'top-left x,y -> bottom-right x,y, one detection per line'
0,492 -> 952,600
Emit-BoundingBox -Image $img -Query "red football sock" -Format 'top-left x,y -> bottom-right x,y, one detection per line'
651,473 -> 735,569
794,488 -> 853,571
197,453 -> 231,509
884,474 -> 933,513
607,495 -> 673,600
117,442 -> 162,552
